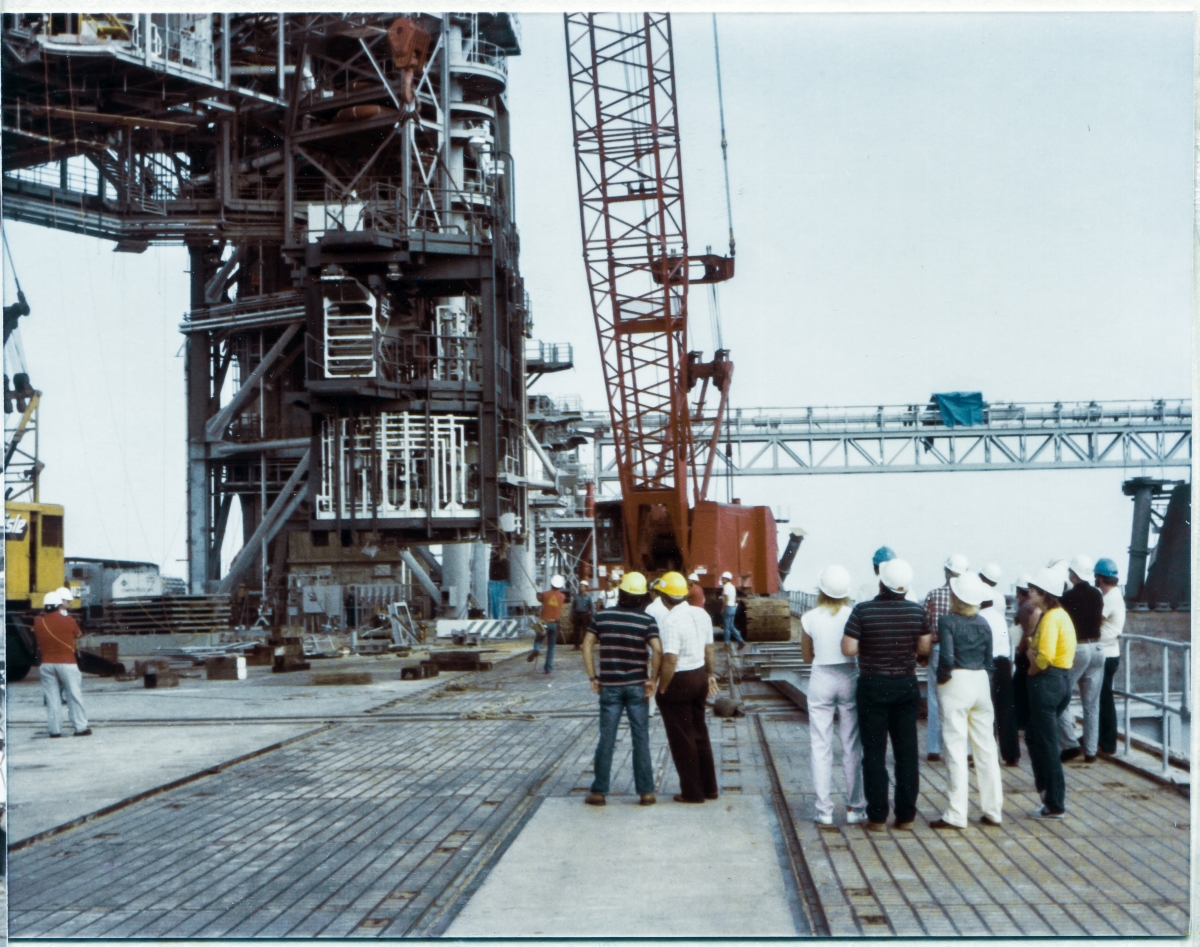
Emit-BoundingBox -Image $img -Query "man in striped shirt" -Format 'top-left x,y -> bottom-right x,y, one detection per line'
581,571 -> 662,807
842,559 -> 931,829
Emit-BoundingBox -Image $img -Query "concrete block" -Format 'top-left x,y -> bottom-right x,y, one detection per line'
311,670 -> 373,686
144,671 -> 179,688
205,655 -> 247,681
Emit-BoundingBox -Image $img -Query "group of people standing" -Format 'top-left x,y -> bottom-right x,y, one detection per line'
800,548 -> 1125,828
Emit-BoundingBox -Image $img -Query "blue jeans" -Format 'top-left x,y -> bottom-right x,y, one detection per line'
722,606 -> 744,645
925,644 -> 941,754
534,622 -> 558,671
1027,667 -> 1070,813
591,683 -> 655,795
488,580 -> 508,619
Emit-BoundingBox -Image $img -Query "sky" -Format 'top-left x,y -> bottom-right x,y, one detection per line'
3,11 -> 1193,595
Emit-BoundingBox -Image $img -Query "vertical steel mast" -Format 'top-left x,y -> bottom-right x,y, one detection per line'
565,13 -> 697,571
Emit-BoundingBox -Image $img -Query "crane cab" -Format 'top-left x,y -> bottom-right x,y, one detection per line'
5,501 -> 66,609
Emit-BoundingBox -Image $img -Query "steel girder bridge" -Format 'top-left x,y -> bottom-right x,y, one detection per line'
587,399 -> 1192,487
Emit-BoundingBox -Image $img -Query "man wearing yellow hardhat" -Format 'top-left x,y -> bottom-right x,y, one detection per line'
655,571 -> 720,804
581,572 -> 662,806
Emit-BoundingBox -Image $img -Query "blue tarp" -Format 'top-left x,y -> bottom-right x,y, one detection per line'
931,392 -> 985,428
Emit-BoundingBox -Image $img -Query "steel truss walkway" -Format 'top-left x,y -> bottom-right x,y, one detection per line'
587,399 -> 1191,481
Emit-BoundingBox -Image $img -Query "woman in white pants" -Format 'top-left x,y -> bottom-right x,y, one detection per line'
801,566 -> 867,826
931,573 -> 1004,828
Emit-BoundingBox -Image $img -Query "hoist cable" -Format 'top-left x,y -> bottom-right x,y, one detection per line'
713,14 -> 735,260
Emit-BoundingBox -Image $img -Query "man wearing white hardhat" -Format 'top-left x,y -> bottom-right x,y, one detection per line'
720,571 -> 745,650
929,573 -> 1004,829
1057,555 -> 1105,763
979,563 -> 1019,766
842,558 -> 930,829
801,565 -> 867,826
32,590 -> 92,738
530,574 -> 566,673
920,553 -> 969,762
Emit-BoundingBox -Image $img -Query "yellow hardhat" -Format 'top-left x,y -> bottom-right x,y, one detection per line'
619,571 -> 648,595
649,577 -> 663,592
658,571 -> 689,600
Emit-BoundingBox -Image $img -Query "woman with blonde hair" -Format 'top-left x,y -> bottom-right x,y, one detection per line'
930,572 -> 1003,828
801,566 -> 867,826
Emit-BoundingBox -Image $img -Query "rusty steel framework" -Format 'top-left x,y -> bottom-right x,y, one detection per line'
565,12 -> 733,572
3,13 -> 536,611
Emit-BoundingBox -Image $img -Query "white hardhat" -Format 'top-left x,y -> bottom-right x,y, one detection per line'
43,591 -> 62,608
943,553 -> 969,576
1015,573 -> 1034,590
950,573 -> 988,607
550,574 -> 565,589
580,579 -> 589,588
56,586 -> 74,603
818,565 -> 851,600
720,571 -> 733,580
979,563 -> 1002,585
1069,554 -> 1095,584
1030,566 -> 1067,598
879,558 -> 914,594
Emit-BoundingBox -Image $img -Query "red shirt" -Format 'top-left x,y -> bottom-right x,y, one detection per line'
538,590 -> 565,622
687,584 -> 705,607
33,611 -> 81,664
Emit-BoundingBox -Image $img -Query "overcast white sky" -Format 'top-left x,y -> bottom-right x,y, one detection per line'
4,11 -> 1192,594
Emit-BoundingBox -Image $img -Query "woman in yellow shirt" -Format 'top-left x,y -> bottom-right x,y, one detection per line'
1024,566 -> 1077,819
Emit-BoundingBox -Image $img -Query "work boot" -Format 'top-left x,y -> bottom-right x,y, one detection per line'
74,729 -> 93,737
526,650 -> 537,663
639,794 -> 656,806
1084,754 -> 1097,763
585,792 -> 606,806
672,794 -> 705,804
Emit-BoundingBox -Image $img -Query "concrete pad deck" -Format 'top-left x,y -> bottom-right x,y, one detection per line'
447,795 -> 800,937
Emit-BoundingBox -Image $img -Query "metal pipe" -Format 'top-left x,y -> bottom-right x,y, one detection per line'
1161,644 -> 1170,773
399,549 -> 441,602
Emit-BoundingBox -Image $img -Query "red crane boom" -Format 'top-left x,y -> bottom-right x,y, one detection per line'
566,13 -> 777,592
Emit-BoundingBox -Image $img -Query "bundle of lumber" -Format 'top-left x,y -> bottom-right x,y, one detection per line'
92,595 -> 232,635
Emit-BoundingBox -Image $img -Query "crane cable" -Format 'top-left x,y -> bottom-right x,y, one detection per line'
708,14 -> 734,355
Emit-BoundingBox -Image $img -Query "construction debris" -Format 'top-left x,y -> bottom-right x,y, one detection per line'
205,655 -> 247,681
92,595 -> 231,635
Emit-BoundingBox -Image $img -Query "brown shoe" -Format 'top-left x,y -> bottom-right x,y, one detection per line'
893,820 -> 914,830
980,815 -> 1002,826
585,792 -> 606,806
929,818 -> 961,830
1084,754 -> 1097,763
704,793 -> 719,800
864,820 -> 887,831
639,794 -> 656,806
673,794 -> 705,804
926,753 -> 941,762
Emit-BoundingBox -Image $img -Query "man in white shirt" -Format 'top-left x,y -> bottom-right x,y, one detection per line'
643,580 -> 671,717
602,570 -> 622,609
720,571 -> 745,649
1094,558 -> 1126,755
979,563 -> 1019,766
655,572 -> 719,803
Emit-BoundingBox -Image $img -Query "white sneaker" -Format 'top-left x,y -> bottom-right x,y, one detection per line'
814,814 -> 834,826
845,810 -> 869,825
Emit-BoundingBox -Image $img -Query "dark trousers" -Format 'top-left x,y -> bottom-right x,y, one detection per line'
991,657 -> 1020,764
656,667 -> 718,802
1012,651 -> 1031,730
1026,667 -> 1070,813
572,612 -> 591,646
1099,655 -> 1120,754
856,674 -> 920,824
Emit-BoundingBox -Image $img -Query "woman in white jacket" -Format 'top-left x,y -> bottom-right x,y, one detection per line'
801,565 -> 867,826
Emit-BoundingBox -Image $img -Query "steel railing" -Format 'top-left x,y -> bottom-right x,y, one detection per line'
1114,633 -> 1191,773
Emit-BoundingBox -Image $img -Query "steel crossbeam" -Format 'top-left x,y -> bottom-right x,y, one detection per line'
587,399 -> 1191,483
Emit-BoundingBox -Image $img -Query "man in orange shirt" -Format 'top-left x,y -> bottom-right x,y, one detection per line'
528,574 -> 565,673
686,573 -> 706,608
33,591 -> 92,738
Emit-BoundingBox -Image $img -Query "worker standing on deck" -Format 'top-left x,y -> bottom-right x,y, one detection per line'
582,572 -> 661,807
655,572 -> 720,804
921,554 -> 969,762
1011,574 -> 1040,737
530,575 -> 565,673
643,579 -> 671,719
720,571 -> 745,650
801,565 -> 867,826
602,571 -> 622,609
33,591 -> 92,738
1024,568 -> 1076,819
687,573 -> 706,608
930,572 -> 1004,829
1058,555 -> 1105,763
571,580 -> 595,649
1094,559 -> 1125,756
841,559 -> 930,830
979,563 -> 1020,766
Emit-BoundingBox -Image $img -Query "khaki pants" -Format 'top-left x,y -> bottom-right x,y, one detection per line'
938,669 -> 1003,826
